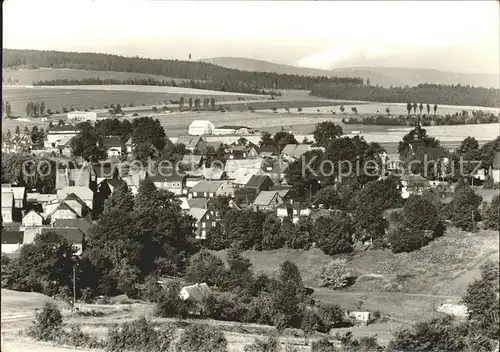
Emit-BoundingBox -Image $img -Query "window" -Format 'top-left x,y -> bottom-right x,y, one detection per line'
193,192 -> 198,197
204,192 -> 208,197
212,222 -> 216,227
201,230 -> 206,239
202,222 -> 206,228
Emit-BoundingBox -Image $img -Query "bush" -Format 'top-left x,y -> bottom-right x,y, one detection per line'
311,338 -> 336,352
244,335 -> 282,352
75,309 -> 105,317
155,281 -> 193,319
140,274 -> 163,302
106,317 -> 175,352
387,224 -> 429,253
58,326 -> 104,349
402,195 -> 440,232
320,260 -> 352,290
317,303 -> 346,329
27,302 -> 63,341
176,324 -> 228,352
482,195 -> 499,230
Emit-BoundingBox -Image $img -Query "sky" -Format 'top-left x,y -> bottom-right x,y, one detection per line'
3,0 -> 499,73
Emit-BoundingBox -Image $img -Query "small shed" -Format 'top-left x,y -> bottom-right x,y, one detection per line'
179,283 -> 212,302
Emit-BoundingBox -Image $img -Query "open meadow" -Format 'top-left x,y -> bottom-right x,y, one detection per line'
2,67 -> 193,85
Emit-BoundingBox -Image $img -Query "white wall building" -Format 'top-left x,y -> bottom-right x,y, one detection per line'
67,111 -> 97,122
188,120 -> 215,136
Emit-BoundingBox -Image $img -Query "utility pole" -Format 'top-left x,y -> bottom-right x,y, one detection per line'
471,209 -> 475,233
72,265 -> 76,313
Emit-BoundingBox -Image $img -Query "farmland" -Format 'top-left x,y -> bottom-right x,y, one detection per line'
2,68 -> 193,86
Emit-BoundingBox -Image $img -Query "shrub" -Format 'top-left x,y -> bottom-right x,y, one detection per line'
402,195 -> 440,232
155,281 -> 193,319
244,335 -> 281,352
320,260 -> 352,290
106,317 -> 175,352
482,195 -> 499,230
27,302 -> 63,341
75,309 -> 105,317
387,224 -> 429,253
140,274 -> 163,302
311,338 -> 336,352
317,303 -> 346,329
58,326 -> 104,349
176,324 -> 228,352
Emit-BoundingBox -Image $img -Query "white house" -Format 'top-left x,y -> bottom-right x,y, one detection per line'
179,283 -> 212,301
188,120 -> 215,136
67,111 -> 97,122
45,125 -> 81,149
1,231 -> 24,253
492,151 -> 500,183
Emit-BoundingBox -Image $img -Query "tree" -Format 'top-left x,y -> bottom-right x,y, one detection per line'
313,186 -> 340,209
179,96 -> 185,110
297,107 -> 303,113
455,136 -> 482,179
433,104 -> 438,115
449,184 -> 482,231
70,123 -> 107,163
406,102 -> 412,116
261,214 -> 285,250
482,195 -> 499,230
313,121 -> 343,148
385,107 -> 390,115
185,249 -> 227,287
10,231 -> 76,295
210,98 -> 216,110
15,125 -> 20,135
313,214 -> 353,255
398,124 -> 441,165
273,131 -> 297,153
244,335 -> 282,352
259,132 -> 275,147
426,103 -> 430,115
271,261 -> 304,329
462,261 -> 499,339
418,103 -> 423,115
412,102 -> 417,114
27,302 -> 63,341
104,182 -> 134,213
320,260 -> 352,290
176,323 -> 228,352
402,195 -> 440,232
188,97 -> 193,110
204,224 -> 229,250
131,116 -> 166,151
387,223 -> 429,253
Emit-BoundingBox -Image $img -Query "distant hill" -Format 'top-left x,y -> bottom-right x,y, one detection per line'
199,57 -> 499,88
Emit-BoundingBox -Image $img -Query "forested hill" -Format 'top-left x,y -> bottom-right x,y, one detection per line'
2,49 -> 362,91
311,82 -> 500,108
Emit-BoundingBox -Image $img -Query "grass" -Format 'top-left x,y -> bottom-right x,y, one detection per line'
1,289 -> 69,316
2,67 -> 192,86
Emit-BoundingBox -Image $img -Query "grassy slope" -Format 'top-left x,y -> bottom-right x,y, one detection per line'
2,68 -> 191,86
212,228 -> 499,323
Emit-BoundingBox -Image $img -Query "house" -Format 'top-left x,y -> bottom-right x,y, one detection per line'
187,198 -> 209,210
63,193 -> 88,217
150,173 -> 187,195
492,150 -> 500,183
196,141 -> 223,156
230,168 -> 266,189
1,192 -> 14,223
178,197 -> 191,212
182,155 -> 203,170
177,135 -> 203,152
101,177 -> 126,194
281,144 -> 324,159
261,158 -> 289,181
202,167 -> 225,181
179,283 -> 212,301
55,135 -> 74,157
56,165 -> 93,190
1,231 -> 24,253
189,181 -> 232,199
45,125 -> 81,149
125,137 -> 134,154
400,173 -> 431,199
1,186 -> 26,209
245,175 -> 274,192
37,194 -> 59,208
53,218 -> 92,236
21,210 -> 45,244
258,145 -> 279,158
348,311 -> 371,326
47,202 -> 79,224
186,176 -> 202,190
41,227 -> 85,255
2,133 -> 33,153
276,202 -> 311,223
100,136 -> 123,158
57,186 -> 94,209
437,303 -> 469,320
189,208 -> 215,239
234,188 -> 258,205
224,158 -> 263,176
122,169 -> 146,195
252,191 -> 284,211
188,120 -> 215,136
67,111 -> 97,122
271,185 -> 293,200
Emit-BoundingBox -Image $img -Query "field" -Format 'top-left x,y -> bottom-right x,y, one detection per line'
213,227 -> 499,325
2,67 -> 193,85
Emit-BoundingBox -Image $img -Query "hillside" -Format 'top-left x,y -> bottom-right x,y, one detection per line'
200,57 -> 500,88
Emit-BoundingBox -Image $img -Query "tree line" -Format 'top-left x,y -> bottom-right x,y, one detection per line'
25,101 -> 46,117
310,82 -> 500,107
343,112 -> 499,126
32,77 -> 282,96
4,49 -> 363,91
